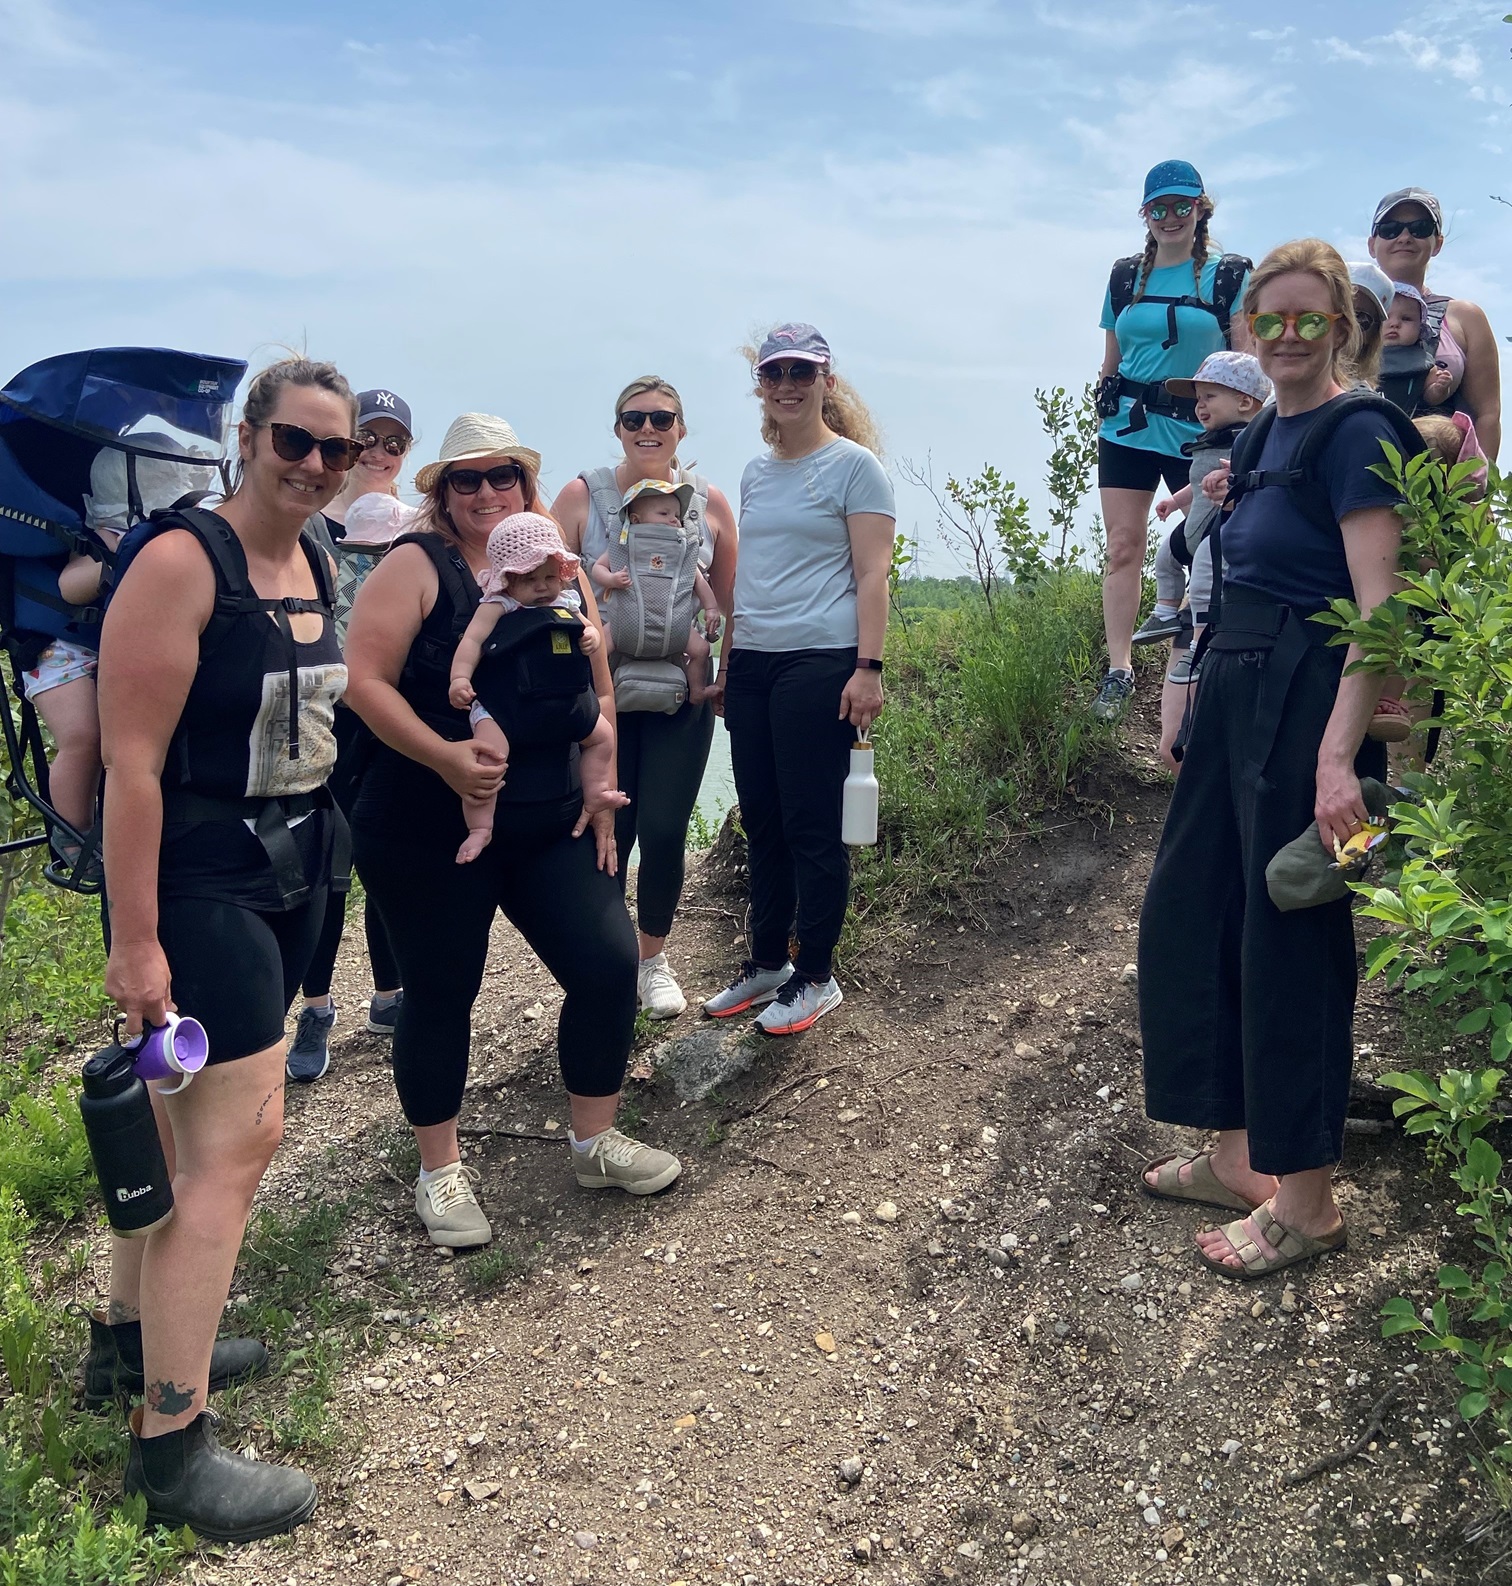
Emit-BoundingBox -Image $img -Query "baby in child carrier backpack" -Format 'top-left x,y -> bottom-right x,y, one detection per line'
447,511 -> 626,864
591,477 -> 721,708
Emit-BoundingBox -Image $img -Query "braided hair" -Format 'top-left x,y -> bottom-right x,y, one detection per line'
1131,194 -> 1218,303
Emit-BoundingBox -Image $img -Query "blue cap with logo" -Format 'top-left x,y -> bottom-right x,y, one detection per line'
1142,160 -> 1205,204
755,323 -> 832,368
356,388 -> 413,434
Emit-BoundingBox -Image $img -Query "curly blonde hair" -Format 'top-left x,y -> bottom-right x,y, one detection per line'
742,334 -> 883,457
1242,239 -> 1362,389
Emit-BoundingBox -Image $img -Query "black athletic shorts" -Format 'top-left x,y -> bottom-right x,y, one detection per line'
1097,438 -> 1188,495
156,890 -> 327,1064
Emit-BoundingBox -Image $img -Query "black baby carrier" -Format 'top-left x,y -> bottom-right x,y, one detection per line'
1378,293 -> 1464,418
0,347 -> 245,890
473,605 -> 598,749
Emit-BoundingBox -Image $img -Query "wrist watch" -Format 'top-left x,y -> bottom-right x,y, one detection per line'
856,657 -> 884,673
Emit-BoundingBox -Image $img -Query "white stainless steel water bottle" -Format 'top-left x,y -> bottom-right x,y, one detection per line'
841,729 -> 879,846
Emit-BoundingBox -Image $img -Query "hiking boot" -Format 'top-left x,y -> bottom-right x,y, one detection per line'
1131,609 -> 1189,647
82,1311 -> 269,1412
1091,669 -> 1135,723
703,959 -> 794,1019
365,990 -> 402,1036
286,1004 -> 334,1084
755,974 -> 844,1036
573,1127 -> 683,1195
1166,649 -> 1201,686
126,1408 -> 316,1543
637,953 -> 687,1020
415,1164 -> 491,1249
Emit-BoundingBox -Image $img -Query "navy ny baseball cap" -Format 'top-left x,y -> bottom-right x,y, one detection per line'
1142,160 -> 1204,203
356,389 -> 412,434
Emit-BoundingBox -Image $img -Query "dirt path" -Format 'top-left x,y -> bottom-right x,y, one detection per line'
171,725 -> 1505,1586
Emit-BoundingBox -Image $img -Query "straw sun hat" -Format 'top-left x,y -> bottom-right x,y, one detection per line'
414,413 -> 543,494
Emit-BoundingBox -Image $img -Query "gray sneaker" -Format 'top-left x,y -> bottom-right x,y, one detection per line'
1167,648 -> 1201,686
755,974 -> 844,1036
573,1128 -> 683,1195
415,1164 -> 492,1248
1091,669 -> 1135,723
1131,609 -> 1190,647
286,1004 -> 334,1084
703,959 -> 794,1018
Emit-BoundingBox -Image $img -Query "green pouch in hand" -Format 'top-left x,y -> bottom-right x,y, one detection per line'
1265,778 -> 1394,913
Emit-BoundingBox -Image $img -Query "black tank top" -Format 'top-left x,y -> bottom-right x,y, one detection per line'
121,510 -> 346,909
390,532 -> 581,804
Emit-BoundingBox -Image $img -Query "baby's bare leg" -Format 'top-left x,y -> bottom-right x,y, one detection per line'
457,717 -> 509,863
683,628 -> 712,705
577,717 -> 628,814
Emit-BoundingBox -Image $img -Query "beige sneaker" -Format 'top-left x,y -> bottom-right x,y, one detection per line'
637,953 -> 687,1020
414,1163 -> 491,1248
573,1128 -> 682,1195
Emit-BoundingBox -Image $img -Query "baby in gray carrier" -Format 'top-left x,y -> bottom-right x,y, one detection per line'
590,478 -> 720,708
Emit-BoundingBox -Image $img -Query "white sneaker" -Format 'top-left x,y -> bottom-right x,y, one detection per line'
414,1164 -> 491,1249
573,1128 -> 683,1195
755,974 -> 844,1036
703,959 -> 794,1018
637,953 -> 687,1020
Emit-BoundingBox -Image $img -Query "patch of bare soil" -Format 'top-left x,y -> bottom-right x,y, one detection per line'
166,706 -> 1507,1586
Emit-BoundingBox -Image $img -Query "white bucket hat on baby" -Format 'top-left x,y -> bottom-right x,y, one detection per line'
1165,351 -> 1272,404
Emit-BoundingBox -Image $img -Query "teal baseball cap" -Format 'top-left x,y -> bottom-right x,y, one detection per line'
1143,160 -> 1204,204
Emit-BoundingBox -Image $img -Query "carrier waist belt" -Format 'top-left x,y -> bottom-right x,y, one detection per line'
1115,377 -> 1197,437
161,786 -> 351,908
1208,588 -> 1339,780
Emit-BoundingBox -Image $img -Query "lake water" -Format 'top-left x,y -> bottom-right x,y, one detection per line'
696,718 -> 736,828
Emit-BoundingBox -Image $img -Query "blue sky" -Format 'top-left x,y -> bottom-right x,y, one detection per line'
2,0 -> 1509,569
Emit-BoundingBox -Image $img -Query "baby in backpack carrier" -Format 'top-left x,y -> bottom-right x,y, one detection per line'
448,512 -> 625,864
590,478 -> 721,706
1384,283 -> 1459,407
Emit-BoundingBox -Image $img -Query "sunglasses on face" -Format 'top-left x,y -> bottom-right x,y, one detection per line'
757,361 -> 822,388
617,409 -> 679,433
264,423 -> 363,471
1374,217 -> 1438,241
446,462 -> 526,496
1248,310 -> 1344,343
359,429 -> 411,457
1145,199 -> 1195,221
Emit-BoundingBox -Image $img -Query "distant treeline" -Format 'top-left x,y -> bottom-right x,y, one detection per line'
892,575 -> 982,612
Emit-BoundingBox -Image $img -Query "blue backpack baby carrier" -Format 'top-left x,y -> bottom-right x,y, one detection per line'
0,346 -> 245,890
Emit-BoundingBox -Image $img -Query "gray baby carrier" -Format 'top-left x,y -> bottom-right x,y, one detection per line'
581,467 -> 711,714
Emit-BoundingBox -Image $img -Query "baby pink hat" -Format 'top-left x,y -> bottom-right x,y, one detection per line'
483,512 -> 581,597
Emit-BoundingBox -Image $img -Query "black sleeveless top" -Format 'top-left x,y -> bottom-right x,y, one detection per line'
120,510 -> 346,910
389,532 -> 581,805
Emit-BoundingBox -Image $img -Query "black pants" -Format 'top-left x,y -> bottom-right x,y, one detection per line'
724,647 -> 855,981
302,707 -> 400,999
1138,642 -> 1369,1175
351,749 -> 637,1128
614,700 -> 714,939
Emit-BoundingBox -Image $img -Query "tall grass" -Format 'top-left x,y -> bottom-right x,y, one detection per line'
851,568 -> 1106,919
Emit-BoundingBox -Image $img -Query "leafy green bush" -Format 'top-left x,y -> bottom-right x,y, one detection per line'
1326,448 -> 1512,1476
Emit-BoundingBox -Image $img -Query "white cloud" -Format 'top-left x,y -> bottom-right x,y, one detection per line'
1382,29 -> 1481,82
1322,38 -> 1372,64
898,69 -> 986,120
1034,1 -> 1210,48
1249,26 -> 1294,41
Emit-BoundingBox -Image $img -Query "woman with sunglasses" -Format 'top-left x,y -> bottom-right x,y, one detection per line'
1092,160 -> 1250,724
1366,187 -> 1501,457
1137,240 -> 1406,1282
553,378 -> 737,1020
703,324 -> 893,1037
346,414 -> 681,1251
286,389 -> 413,1083
98,357 -> 361,1539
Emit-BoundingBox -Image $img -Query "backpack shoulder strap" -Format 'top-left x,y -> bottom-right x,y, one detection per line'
580,468 -> 625,548
1288,392 -> 1425,532
1226,406 -> 1276,489
1211,253 -> 1252,341
1109,255 -> 1142,320
298,529 -> 336,611
1421,293 -> 1451,356
391,531 -> 478,633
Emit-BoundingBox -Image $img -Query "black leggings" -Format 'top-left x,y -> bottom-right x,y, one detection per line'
302,708 -> 400,998
351,750 -> 637,1128
613,701 -> 714,938
724,647 -> 855,981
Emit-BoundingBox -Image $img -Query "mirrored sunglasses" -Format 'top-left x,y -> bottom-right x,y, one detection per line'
359,429 -> 411,457
1248,311 -> 1343,343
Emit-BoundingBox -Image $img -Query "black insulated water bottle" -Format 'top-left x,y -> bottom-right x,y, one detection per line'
79,1043 -> 174,1236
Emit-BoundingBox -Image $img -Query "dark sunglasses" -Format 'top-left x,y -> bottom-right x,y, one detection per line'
1248,310 -> 1343,343
618,409 -> 679,433
359,428 -> 411,457
1374,217 -> 1438,240
757,361 -> 822,388
446,462 -> 526,496
264,423 -> 363,471
1145,198 -> 1195,221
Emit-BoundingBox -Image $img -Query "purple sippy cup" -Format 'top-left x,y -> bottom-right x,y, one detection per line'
127,1012 -> 209,1094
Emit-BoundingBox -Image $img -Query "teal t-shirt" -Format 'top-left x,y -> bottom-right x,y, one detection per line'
1099,254 -> 1246,458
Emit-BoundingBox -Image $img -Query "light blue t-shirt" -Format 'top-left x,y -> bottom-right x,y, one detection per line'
1099,254 -> 1247,458
733,438 -> 896,652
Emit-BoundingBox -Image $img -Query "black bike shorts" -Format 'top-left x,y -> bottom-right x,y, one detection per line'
1097,438 -> 1188,495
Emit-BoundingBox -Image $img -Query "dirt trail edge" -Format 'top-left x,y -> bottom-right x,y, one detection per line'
184,740 -> 1503,1586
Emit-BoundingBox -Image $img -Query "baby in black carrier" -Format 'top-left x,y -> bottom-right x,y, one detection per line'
448,512 -> 623,864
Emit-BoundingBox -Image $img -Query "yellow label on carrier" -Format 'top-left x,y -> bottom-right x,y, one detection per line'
551,632 -> 572,654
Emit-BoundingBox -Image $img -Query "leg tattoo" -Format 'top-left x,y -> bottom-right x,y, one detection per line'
254,1084 -> 282,1127
107,1300 -> 141,1324
145,1379 -> 196,1417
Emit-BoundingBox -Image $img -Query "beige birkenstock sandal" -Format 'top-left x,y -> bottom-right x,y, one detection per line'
1140,1151 -> 1261,1214
1198,1203 -> 1347,1282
